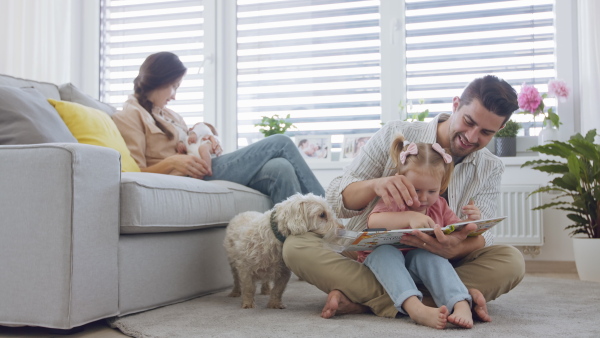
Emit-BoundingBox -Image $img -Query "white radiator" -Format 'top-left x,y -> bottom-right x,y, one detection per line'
490,185 -> 543,246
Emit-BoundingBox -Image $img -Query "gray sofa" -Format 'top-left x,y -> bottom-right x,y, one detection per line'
0,74 -> 272,329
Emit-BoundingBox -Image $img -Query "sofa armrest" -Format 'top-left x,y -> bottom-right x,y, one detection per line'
0,143 -> 121,329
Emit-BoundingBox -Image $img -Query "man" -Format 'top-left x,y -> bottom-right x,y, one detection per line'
282,75 -> 526,322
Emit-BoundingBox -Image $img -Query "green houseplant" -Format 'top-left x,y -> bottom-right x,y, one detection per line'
494,120 -> 521,157
255,114 -> 296,137
522,129 -> 599,238
522,129 -> 600,281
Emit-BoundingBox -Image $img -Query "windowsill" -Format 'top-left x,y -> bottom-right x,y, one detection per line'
310,152 -> 541,170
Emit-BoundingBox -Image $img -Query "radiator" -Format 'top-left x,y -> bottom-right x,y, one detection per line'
490,185 -> 543,246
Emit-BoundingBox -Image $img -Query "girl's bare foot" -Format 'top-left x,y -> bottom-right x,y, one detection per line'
447,300 -> 473,328
403,297 -> 448,330
469,288 -> 491,322
321,290 -> 368,319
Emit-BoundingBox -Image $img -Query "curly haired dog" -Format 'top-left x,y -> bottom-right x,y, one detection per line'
224,193 -> 343,309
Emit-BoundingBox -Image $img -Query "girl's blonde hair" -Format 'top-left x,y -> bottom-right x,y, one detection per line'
389,134 -> 454,193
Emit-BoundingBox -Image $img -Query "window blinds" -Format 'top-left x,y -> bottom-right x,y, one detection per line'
404,0 -> 555,125
100,0 -> 206,125
236,0 -> 382,145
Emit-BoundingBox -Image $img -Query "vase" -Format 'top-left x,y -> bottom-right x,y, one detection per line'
494,137 -> 516,157
572,237 -> 600,282
538,120 -> 559,146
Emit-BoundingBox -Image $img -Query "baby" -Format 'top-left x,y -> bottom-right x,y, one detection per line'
176,122 -> 222,167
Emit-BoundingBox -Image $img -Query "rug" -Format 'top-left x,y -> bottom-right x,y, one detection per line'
109,276 -> 600,337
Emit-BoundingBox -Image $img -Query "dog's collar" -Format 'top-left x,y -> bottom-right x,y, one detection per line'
270,211 -> 286,243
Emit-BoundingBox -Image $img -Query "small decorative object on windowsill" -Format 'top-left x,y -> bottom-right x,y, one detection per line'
522,129 -> 600,282
517,80 -> 570,147
494,119 -> 521,157
255,114 -> 296,137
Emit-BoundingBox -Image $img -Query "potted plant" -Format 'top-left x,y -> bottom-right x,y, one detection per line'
522,129 -> 600,281
255,114 -> 296,137
494,119 -> 521,157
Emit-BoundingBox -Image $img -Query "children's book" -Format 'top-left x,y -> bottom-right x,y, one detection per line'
326,216 -> 506,252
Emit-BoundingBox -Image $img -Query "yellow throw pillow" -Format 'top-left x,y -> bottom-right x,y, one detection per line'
48,99 -> 140,172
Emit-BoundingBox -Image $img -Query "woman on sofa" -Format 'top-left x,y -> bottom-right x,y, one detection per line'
112,51 -> 325,204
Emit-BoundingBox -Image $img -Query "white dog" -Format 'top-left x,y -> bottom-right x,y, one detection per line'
224,193 -> 343,309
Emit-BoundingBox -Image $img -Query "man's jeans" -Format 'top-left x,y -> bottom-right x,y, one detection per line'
205,134 -> 325,204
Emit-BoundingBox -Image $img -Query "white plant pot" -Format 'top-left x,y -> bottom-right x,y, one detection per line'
572,237 -> 600,282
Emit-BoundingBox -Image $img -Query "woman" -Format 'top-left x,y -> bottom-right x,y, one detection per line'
112,52 -> 324,204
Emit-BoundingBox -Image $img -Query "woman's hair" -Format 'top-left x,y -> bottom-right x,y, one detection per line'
133,51 -> 187,140
390,134 -> 454,194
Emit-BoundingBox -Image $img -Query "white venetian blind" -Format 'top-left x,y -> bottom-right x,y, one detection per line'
404,0 -> 555,133
236,0 -> 382,146
100,0 -> 206,126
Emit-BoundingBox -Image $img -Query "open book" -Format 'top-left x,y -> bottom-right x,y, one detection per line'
326,216 -> 506,252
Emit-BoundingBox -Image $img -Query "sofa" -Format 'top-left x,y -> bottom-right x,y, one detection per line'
0,74 -> 272,329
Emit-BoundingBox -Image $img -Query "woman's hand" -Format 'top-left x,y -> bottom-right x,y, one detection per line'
168,154 -> 212,179
461,198 -> 481,221
372,173 -> 420,210
202,134 -> 223,156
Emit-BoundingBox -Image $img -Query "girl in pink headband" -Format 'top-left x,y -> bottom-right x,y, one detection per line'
361,134 -> 479,329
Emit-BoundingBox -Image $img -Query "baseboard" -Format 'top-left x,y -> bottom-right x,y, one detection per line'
525,260 -> 577,274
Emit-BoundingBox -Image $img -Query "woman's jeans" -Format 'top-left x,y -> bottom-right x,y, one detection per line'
204,134 -> 325,204
363,245 -> 472,315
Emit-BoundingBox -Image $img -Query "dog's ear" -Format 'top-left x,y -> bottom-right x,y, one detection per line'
275,195 -> 311,236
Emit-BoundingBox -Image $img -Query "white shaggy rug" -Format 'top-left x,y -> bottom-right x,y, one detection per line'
109,276 -> 600,337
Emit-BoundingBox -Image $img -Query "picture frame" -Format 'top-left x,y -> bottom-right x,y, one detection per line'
295,135 -> 331,162
341,134 -> 372,161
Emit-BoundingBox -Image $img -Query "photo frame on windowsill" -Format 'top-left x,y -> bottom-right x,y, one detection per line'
341,134 -> 372,161
294,135 -> 331,162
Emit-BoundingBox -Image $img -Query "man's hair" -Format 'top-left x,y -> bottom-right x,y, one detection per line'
459,75 -> 518,124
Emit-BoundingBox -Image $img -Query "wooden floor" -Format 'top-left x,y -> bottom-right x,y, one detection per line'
0,262 -> 581,338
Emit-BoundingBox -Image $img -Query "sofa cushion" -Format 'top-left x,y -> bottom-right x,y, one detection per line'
119,173 -> 272,234
59,83 -> 117,116
0,86 -> 77,145
119,173 -> 234,234
0,74 -> 61,99
48,99 -> 141,172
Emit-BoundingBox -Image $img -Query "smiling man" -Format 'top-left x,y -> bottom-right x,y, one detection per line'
282,75 -> 525,324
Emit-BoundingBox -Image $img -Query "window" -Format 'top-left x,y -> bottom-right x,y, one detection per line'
404,0 -> 555,136
235,0 -> 382,148
98,0 -> 558,149
100,0 -> 208,126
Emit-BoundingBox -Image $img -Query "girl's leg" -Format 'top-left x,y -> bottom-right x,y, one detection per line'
205,134 -> 325,203
405,249 -> 473,328
363,245 -> 448,329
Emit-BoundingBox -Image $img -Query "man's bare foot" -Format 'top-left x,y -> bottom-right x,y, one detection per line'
447,301 -> 473,328
469,288 -> 491,322
321,290 -> 368,319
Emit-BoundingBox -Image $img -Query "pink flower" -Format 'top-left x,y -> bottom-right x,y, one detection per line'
518,83 -> 542,113
548,80 -> 570,102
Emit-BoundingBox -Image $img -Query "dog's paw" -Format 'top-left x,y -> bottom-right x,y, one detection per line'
267,300 -> 286,309
241,302 -> 255,309
228,290 -> 241,297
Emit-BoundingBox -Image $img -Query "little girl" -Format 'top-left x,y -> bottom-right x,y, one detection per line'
362,134 -> 478,330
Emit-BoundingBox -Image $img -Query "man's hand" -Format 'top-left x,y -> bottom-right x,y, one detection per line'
399,222 -> 477,259
372,173 -> 420,210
